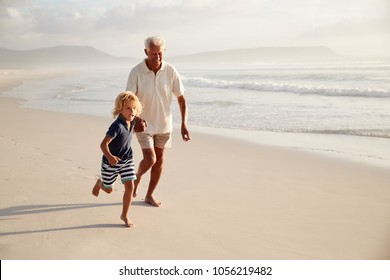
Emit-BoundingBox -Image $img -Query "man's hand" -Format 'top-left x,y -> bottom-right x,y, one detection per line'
181,124 -> 191,142
134,116 -> 147,132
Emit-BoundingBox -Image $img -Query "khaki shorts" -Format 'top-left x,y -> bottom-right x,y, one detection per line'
136,132 -> 172,149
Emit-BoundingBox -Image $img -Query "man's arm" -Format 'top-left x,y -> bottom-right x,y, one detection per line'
177,95 -> 191,142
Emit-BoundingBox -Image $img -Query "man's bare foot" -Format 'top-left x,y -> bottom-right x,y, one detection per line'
120,215 -> 134,228
92,179 -> 103,196
145,196 -> 162,207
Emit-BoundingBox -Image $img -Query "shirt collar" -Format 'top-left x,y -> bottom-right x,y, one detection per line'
118,114 -> 134,131
118,114 -> 128,126
142,59 -> 166,74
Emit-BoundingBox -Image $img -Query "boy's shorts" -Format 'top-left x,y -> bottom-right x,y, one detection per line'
136,132 -> 172,149
101,157 -> 136,188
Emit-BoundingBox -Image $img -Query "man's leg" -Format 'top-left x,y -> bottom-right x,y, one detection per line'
133,148 -> 156,197
145,147 -> 164,207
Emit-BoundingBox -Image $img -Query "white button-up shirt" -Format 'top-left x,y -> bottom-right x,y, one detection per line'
126,60 -> 185,134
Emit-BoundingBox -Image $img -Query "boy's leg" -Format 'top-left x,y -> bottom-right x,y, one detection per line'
119,158 -> 136,227
92,178 -> 103,196
92,178 -> 113,197
96,161 -> 120,196
93,177 -> 114,196
121,180 -> 134,227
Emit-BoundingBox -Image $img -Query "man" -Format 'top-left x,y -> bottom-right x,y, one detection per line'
126,36 -> 191,207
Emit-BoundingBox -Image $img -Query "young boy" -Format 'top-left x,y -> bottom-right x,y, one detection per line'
92,91 -> 146,227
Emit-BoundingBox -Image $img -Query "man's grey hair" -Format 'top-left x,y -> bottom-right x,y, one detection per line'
144,36 -> 166,50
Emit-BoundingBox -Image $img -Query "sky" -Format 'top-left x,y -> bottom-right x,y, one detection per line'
0,0 -> 389,58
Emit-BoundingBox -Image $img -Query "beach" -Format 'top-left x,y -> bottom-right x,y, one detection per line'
1,71 -> 390,260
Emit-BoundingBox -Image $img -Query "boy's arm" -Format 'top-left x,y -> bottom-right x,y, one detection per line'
100,135 -> 120,166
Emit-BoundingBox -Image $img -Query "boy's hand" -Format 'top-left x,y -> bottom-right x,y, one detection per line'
134,117 -> 147,132
108,156 -> 120,166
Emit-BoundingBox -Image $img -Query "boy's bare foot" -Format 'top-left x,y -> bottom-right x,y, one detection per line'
120,215 -> 134,228
92,179 -> 103,196
145,196 -> 162,207
92,179 -> 112,196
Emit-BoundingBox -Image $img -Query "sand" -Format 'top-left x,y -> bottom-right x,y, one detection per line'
1,72 -> 390,260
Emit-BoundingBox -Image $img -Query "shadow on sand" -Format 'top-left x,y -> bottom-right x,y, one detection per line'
0,201 -> 152,236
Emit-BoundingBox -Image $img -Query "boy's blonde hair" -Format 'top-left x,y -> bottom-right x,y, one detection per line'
112,91 -> 142,118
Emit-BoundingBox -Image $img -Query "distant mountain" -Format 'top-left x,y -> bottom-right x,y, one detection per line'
1,45 -> 346,69
169,46 -> 344,64
0,46 -> 137,68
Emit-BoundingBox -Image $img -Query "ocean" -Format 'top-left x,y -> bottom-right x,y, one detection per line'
5,58 -> 390,139
180,60 -> 390,139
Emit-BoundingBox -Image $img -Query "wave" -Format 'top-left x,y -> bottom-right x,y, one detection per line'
182,76 -> 390,98
191,121 -> 390,139
191,100 -> 239,107
55,84 -> 115,102
291,129 -> 390,139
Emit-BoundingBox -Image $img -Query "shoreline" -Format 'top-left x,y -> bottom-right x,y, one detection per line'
4,86 -> 390,170
0,69 -> 65,92
187,125 -> 390,169
1,68 -> 389,170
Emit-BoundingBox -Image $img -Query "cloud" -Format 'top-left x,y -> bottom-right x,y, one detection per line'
29,6 -> 88,34
303,18 -> 390,38
296,16 -> 390,56
1,0 -> 389,57
93,0 -> 253,32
